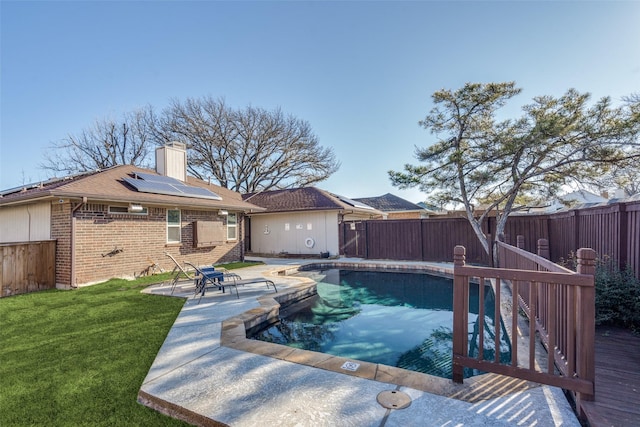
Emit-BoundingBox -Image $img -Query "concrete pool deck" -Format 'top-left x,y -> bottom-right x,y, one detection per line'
138,257 -> 581,426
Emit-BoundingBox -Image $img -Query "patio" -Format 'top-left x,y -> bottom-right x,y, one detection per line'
139,258 -> 580,426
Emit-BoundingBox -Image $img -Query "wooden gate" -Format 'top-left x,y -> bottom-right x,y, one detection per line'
452,243 -> 596,416
340,221 -> 367,258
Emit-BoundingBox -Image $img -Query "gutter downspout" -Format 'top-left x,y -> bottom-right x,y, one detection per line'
70,197 -> 87,288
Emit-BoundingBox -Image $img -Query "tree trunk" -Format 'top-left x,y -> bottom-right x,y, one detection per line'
465,211 -> 492,264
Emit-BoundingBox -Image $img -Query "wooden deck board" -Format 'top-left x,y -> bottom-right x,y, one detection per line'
580,327 -> 640,427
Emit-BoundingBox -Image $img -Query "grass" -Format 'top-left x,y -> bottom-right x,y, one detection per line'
214,260 -> 263,270
0,273 -> 190,426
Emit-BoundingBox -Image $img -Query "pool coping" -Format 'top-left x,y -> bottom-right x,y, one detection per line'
220,261 -> 541,403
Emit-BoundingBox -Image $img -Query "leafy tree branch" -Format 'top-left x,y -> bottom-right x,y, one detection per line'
390,82 -> 640,264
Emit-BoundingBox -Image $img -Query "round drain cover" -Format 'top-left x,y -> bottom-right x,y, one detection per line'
376,390 -> 411,410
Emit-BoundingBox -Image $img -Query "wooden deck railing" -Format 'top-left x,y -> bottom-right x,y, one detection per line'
452,241 -> 596,413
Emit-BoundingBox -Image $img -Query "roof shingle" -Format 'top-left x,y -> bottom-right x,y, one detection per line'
352,193 -> 424,212
0,165 -> 262,212
243,187 -> 379,214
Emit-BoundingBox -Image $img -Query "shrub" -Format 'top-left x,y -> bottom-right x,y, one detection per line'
560,253 -> 640,332
594,259 -> 640,331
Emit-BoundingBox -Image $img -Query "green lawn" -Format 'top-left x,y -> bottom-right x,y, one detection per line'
215,260 -> 263,270
0,273 -> 190,426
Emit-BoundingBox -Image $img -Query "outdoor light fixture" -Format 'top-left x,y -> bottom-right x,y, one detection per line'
218,210 -> 228,216
129,203 -> 144,213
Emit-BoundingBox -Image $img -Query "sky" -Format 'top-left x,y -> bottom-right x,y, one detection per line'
1,1 -> 639,203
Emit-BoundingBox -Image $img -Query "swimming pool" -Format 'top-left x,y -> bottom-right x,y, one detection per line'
250,268 -> 512,379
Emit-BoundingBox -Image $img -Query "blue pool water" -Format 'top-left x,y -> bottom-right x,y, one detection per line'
251,269 -> 512,379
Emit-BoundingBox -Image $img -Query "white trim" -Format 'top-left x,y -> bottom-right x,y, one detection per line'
108,205 -> 148,215
167,209 -> 181,243
226,212 -> 237,241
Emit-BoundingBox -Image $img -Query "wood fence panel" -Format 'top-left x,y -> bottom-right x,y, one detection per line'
626,201 -> 640,275
0,241 -> 56,297
366,219 -> 422,260
501,215 -> 550,255
422,219 -> 456,262
339,200 -> 638,280
576,204 -> 622,266
15,244 -> 27,291
340,221 -> 367,258
548,212 -> 577,262
2,245 -> 16,294
40,240 -> 56,288
422,218 -> 489,264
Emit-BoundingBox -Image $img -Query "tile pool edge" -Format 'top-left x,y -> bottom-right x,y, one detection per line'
221,261 -> 540,403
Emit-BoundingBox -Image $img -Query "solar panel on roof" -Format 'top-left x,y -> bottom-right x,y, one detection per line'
335,194 -> 375,210
179,186 -> 222,199
133,172 -> 183,185
180,186 -> 222,200
123,176 -> 222,200
123,178 -> 180,196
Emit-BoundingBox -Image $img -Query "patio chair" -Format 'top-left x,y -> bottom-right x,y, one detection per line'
164,252 -> 196,294
184,262 -> 231,291
184,261 -> 277,300
184,261 -> 234,298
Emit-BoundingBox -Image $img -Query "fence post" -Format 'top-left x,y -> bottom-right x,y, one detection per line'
618,202 -> 628,271
364,221 -> 369,259
573,210 -> 580,255
452,245 -> 468,383
537,238 -> 550,260
516,235 -> 525,249
576,247 -> 596,409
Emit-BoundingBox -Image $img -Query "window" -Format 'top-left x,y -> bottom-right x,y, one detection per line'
108,205 -> 148,215
227,213 -> 237,240
167,209 -> 181,243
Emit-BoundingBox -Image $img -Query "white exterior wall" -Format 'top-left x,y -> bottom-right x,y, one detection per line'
0,202 -> 51,243
249,211 -> 339,256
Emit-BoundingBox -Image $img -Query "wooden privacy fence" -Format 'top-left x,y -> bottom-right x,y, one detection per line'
548,200 -> 640,276
1,240 -> 56,297
452,242 -> 596,417
340,198 -> 640,278
340,218 -> 492,264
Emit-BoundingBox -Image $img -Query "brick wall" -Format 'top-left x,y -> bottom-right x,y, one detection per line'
51,202 -> 71,286
60,203 -> 243,286
387,211 -> 423,219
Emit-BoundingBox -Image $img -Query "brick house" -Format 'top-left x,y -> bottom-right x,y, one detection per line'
0,144 -> 263,287
353,193 -> 432,219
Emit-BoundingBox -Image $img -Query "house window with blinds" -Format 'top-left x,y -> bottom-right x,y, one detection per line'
227,213 -> 237,241
167,209 -> 181,243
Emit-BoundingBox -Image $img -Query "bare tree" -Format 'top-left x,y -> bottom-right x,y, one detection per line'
154,96 -> 340,192
41,97 -> 339,192
41,108 -> 154,174
152,97 -> 238,188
